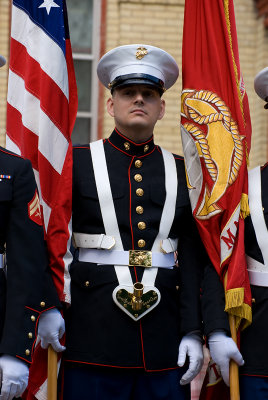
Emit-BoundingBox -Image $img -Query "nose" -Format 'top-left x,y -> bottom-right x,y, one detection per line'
134,92 -> 144,104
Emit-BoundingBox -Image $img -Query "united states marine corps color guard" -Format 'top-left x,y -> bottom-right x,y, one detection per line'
0,55 -> 64,400
61,44 -> 242,400
239,67 -> 268,400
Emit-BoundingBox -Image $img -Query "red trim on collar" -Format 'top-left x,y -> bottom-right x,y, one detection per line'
115,128 -> 153,146
108,139 -> 156,158
0,148 -> 23,159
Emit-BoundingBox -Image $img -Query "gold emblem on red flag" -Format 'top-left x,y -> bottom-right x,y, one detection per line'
181,89 -> 244,219
28,190 -> 42,226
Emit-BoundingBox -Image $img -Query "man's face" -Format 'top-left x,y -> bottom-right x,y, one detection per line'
106,84 -> 165,138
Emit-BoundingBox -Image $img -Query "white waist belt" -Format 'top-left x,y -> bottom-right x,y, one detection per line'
78,248 -> 175,269
248,270 -> 268,287
247,255 -> 268,286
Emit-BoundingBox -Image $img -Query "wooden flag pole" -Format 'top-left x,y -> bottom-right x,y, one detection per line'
48,345 -> 58,400
229,314 -> 240,400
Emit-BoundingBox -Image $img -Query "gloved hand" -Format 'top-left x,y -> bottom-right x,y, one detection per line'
0,355 -> 29,400
208,330 -> 244,386
177,332 -> 204,385
38,308 -> 66,352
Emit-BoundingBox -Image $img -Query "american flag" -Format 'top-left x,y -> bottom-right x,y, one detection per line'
6,1 -> 77,398
6,0 -> 77,304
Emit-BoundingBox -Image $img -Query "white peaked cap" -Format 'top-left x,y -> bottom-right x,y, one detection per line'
0,55 -> 6,68
254,67 -> 268,101
97,44 -> 179,93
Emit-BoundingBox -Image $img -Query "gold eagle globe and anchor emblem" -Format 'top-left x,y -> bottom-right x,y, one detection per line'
181,89 -> 245,219
136,47 -> 148,60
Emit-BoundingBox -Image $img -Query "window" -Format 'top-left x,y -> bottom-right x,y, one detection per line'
67,0 -> 101,144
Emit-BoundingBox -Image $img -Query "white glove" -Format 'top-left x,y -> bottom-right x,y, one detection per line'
38,308 -> 66,352
208,330 -> 244,386
0,355 -> 29,400
177,332 -> 204,385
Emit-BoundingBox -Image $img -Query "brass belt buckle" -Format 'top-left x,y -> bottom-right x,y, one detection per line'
129,250 -> 152,267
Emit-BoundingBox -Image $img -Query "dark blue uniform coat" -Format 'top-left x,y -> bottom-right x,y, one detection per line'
64,129 -> 228,372
240,163 -> 268,377
0,147 -> 60,364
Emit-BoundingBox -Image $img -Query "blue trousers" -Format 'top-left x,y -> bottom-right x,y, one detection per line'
62,363 -> 190,400
240,376 -> 268,400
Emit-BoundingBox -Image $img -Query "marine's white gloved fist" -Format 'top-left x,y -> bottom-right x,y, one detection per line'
208,330 -> 244,386
177,332 -> 204,385
38,308 -> 66,352
0,355 -> 29,400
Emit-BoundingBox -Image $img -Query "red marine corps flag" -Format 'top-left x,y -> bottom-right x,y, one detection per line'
181,0 -> 252,396
6,0 -> 77,398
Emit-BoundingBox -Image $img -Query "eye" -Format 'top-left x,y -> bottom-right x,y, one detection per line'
122,89 -> 134,96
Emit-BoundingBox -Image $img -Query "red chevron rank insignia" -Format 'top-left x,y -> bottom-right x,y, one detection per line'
28,190 -> 42,226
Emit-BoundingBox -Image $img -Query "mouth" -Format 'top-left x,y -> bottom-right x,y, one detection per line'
131,109 -> 147,115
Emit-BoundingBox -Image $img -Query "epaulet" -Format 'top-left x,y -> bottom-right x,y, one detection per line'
73,139 -> 105,150
73,144 -> 90,149
174,154 -> 184,161
261,162 -> 268,170
156,146 -> 184,161
0,146 -> 24,159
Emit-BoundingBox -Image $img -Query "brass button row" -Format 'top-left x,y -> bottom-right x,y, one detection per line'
26,315 -> 36,356
135,156 -> 146,247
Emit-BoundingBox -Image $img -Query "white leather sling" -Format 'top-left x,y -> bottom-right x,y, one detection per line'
85,139 -> 178,320
247,166 -> 268,286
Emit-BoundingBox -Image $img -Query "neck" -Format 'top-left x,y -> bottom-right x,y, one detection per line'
115,126 -> 153,143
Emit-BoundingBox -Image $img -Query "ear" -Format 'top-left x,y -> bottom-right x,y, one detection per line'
107,97 -> 115,117
158,99 -> 166,121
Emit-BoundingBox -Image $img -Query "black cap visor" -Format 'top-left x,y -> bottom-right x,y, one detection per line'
110,73 -> 165,95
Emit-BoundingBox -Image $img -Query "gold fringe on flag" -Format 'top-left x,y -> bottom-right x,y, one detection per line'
225,287 -> 252,329
240,193 -> 250,219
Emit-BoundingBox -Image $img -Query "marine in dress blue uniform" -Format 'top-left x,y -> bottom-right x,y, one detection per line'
239,67 -> 268,400
61,44 -> 231,400
0,55 -> 62,400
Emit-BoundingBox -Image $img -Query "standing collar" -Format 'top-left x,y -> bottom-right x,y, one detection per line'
107,128 -> 155,157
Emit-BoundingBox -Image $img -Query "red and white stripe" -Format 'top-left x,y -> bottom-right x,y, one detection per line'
6,3 -> 77,304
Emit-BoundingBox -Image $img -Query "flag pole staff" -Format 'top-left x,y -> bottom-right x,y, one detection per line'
47,345 -> 58,400
229,314 -> 240,400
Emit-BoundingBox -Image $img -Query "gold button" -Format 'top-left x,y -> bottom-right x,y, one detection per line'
28,332 -> 33,339
252,298 -> 256,303
136,206 -> 144,215
144,145 -> 149,153
84,281 -> 90,287
25,349 -> 30,356
134,174 -> 142,182
40,301 -> 45,308
136,188 -> 144,197
31,315 -> 36,322
138,239 -> 146,248
135,160 -> 142,168
124,142 -> 130,151
138,222 -> 146,230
